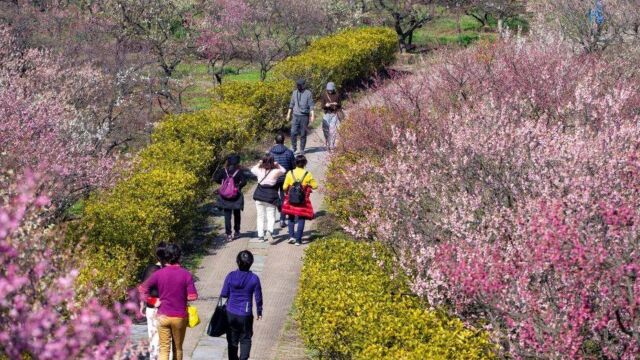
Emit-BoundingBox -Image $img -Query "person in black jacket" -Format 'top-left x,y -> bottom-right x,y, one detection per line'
269,134 -> 295,228
213,154 -> 247,241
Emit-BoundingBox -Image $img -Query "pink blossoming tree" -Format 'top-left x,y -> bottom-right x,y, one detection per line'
0,172 -> 137,359
331,40 -> 640,358
0,28 -> 116,213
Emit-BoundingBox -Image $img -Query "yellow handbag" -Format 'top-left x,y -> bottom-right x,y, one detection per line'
187,305 -> 200,328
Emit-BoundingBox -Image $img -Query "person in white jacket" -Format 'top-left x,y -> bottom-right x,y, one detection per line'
251,153 -> 285,242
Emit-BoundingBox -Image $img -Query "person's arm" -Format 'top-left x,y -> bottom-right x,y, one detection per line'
138,272 -> 158,303
187,273 -> 198,301
213,169 -> 224,184
308,91 -> 315,124
255,277 -> 263,319
287,92 -> 295,121
220,274 -> 231,299
250,163 -> 261,178
288,151 -> 295,170
306,172 -> 318,190
236,170 -> 248,189
282,171 -> 292,191
275,164 -> 286,176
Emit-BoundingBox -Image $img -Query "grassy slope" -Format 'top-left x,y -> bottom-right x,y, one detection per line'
413,14 -> 496,48
174,62 -> 263,111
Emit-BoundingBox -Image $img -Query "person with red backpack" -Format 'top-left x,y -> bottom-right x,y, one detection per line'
213,154 -> 247,241
282,154 -> 318,246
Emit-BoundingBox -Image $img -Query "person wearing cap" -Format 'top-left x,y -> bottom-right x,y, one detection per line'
213,154 -> 247,241
286,79 -> 315,154
320,81 -> 343,152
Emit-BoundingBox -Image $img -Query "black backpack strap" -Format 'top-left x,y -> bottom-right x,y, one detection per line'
290,170 -> 299,183
258,169 -> 272,185
300,171 -> 308,185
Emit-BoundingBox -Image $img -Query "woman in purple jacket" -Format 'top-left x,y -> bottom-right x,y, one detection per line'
220,250 -> 263,360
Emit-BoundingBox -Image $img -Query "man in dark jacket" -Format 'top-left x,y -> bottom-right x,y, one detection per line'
269,134 -> 295,227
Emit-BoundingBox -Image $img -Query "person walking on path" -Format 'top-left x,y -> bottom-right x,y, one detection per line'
251,153 -> 285,242
269,133 -> 295,228
282,154 -> 318,246
139,244 -> 198,360
320,81 -> 344,152
213,154 -> 247,241
139,243 -> 167,360
220,250 -> 263,360
286,79 -> 315,154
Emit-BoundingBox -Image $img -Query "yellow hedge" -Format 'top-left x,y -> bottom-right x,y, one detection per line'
296,238 -> 496,359
273,27 -> 397,95
212,78 -> 293,132
76,103 -> 256,300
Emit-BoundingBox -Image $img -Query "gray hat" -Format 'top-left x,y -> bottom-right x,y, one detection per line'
296,78 -> 306,87
326,82 -> 336,91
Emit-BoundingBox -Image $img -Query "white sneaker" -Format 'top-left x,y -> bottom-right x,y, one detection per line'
264,232 -> 272,242
295,242 -> 301,246
288,238 -> 296,244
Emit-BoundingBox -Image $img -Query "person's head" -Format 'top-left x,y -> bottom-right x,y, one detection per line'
161,243 -> 182,265
260,153 -> 276,170
275,133 -> 285,145
236,250 -> 254,271
296,78 -> 306,91
326,82 -> 336,94
294,154 -> 307,168
155,242 -> 167,264
226,154 -> 240,169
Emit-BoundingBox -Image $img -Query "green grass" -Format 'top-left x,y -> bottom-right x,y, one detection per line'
65,199 -> 86,218
413,15 -> 494,48
174,62 -> 265,110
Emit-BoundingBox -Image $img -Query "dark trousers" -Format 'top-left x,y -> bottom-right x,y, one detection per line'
278,188 -> 286,222
291,114 -> 309,152
288,215 -> 305,243
226,312 -> 253,360
223,209 -> 241,235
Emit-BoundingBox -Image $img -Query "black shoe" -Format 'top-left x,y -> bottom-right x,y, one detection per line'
280,221 -> 287,228
233,232 -> 241,239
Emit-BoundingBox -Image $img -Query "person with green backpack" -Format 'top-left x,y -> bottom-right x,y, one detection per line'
281,154 -> 318,246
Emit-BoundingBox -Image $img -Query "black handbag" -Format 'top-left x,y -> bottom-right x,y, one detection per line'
206,298 -> 228,337
252,169 -> 279,204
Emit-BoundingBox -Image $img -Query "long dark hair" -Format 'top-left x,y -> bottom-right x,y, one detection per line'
259,153 -> 277,170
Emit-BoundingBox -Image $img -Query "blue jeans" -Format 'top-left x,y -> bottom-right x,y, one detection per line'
287,215 -> 305,243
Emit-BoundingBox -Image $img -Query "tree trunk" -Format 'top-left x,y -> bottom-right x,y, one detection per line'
260,66 -> 267,81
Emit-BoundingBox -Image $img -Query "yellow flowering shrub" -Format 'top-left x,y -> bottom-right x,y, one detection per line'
212,78 -> 293,131
152,103 -> 256,153
296,238 -> 496,359
75,102 -> 256,299
138,139 -> 214,182
75,244 -> 136,305
273,27 -> 397,95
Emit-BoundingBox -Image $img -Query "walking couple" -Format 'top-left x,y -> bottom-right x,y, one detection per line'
287,78 -> 344,154
139,244 -> 263,360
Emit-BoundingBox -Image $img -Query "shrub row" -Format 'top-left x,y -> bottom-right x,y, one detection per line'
296,237 -> 495,359
211,78 -> 293,132
273,27 -> 397,95
75,103 -> 256,300
212,27 -> 397,133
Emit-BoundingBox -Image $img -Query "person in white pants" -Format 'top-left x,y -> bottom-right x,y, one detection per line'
251,154 -> 285,242
139,243 -> 167,360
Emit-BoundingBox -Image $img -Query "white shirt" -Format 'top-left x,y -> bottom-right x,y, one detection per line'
251,163 -> 285,186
